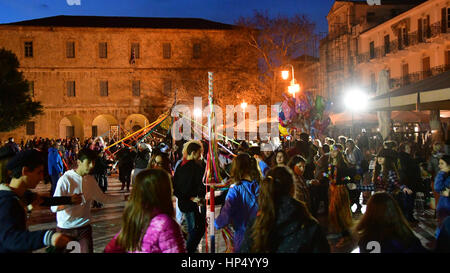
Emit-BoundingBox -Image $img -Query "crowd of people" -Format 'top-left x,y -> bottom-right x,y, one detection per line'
0,128 -> 449,253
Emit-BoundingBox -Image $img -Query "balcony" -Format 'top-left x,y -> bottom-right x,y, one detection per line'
357,22 -> 448,64
389,65 -> 450,90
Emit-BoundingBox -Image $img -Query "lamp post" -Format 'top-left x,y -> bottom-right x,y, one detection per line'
281,64 -> 300,98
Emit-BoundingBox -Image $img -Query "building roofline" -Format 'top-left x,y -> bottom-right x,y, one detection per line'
0,15 -> 237,30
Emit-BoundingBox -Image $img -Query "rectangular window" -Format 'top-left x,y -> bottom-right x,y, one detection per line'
422,57 -> 431,79
131,43 -> 140,59
163,43 -> 171,59
384,35 -> 390,55
442,8 -> 447,33
369,41 -> 375,59
418,18 -> 423,42
99,42 -> 107,58
66,41 -> 75,58
100,81 -> 108,97
193,43 -> 201,59
402,63 -> 409,86
26,122 -> 35,135
448,8 -> 450,28
29,81 -> 34,97
132,80 -> 140,96
66,126 -> 75,138
163,79 -> 172,95
67,81 -> 75,97
92,126 -> 98,137
24,41 -> 33,57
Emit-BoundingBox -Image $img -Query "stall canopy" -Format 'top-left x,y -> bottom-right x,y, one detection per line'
368,70 -> 450,111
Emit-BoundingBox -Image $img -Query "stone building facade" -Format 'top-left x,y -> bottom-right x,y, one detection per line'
0,16 -> 257,141
319,0 -> 425,108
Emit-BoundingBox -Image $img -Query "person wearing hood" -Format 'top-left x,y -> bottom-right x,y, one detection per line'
48,142 -> 64,196
240,166 -> 329,253
214,153 -> 261,252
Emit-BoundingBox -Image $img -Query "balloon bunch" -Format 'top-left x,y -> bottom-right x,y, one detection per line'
278,91 -> 332,139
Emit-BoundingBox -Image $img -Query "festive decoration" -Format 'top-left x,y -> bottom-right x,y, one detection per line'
277,91 -> 332,138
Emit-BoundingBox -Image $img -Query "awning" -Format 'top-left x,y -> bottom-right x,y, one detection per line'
368,70 -> 450,111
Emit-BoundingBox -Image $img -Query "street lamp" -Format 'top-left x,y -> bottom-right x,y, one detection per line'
344,87 -> 368,138
281,64 -> 300,98
241,101 -> 248,111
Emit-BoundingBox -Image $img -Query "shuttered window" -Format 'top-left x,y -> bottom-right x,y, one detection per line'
26,122 -> 35,135
25,41 -> 33,57
99,42 -> 107,58
67,81 -> 76,97
163,43 -> 171,59
100,81 -> 108,97
132,80 -> 140,96
66,42 -> 75,58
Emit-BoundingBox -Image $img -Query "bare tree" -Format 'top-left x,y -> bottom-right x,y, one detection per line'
236,11 -> 317,105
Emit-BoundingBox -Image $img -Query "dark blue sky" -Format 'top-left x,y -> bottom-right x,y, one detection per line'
0,0 -> 343,34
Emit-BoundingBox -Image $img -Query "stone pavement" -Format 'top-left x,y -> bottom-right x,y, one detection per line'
28,173 -> 438,253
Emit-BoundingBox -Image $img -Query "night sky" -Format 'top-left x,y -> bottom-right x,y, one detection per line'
0,0 -> 347,34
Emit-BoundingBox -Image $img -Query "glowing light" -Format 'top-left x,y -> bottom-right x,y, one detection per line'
281,70 -> 289,80
288,84 -> 300,97
241,101 -> 248,110
414,127 -> 419,132
344,87 -> 368,112
193,108 -> 202,118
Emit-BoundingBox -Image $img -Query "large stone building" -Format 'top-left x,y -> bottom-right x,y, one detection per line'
0,16 -> 257,140
319,0 -> 425,107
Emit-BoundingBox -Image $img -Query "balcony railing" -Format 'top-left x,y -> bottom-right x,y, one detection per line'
358,22 -> 448,64
388,64 -> 450,89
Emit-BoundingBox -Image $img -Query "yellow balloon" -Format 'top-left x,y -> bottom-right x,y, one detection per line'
278,124 -> 289,136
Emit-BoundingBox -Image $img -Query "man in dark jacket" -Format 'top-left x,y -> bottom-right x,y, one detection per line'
398,142 -> 423,223
131,142 -> 150,185
0,150 -> 71,252
173,140 -> 206,253
116,143 -> 136,192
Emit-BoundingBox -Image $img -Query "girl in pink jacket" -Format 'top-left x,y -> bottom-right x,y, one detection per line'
104,169 -> 186,253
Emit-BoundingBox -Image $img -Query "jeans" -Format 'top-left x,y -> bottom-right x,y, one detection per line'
50,173 -> 60,196
56,225 -> 93,253
183,207 -> 206,253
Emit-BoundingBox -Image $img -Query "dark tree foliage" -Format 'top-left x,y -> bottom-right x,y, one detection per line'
0,48 -> 43,132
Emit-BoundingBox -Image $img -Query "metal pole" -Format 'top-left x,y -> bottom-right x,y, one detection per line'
207,72 -> 215,253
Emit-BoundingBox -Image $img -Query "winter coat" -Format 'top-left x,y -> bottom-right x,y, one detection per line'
0,186 -> 47,252
116,148 -> 136,169
134,148 -> 150,169
434,171 -> 450,215
48,147 -> 63,176
173,160 -> 206,213
398,152 -> 423,192
104,212 -> 186,253
215,179 -> 259,252
240,195 -> 330,253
